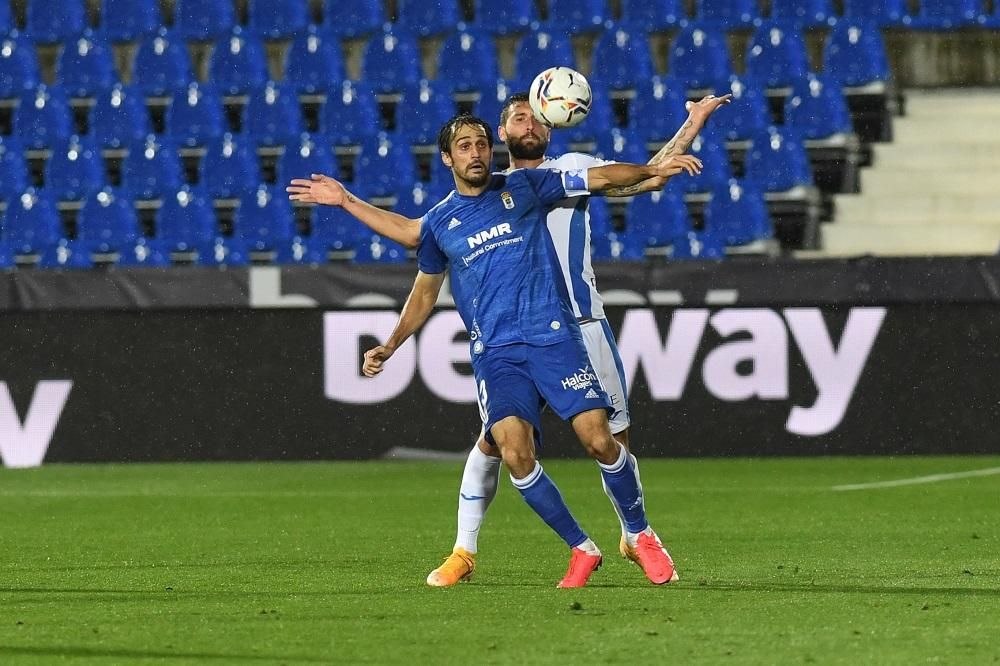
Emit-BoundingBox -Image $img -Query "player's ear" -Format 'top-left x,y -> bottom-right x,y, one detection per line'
440,152 -> 453,168
497,124 -> 507,142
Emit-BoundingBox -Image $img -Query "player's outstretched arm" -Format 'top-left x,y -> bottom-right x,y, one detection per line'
587,157 -> 703,193
362,271 -> 446,378
286,174 -> 422,249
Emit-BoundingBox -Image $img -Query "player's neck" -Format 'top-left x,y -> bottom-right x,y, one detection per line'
453,179 -> 490,197
511,157 -> 545,170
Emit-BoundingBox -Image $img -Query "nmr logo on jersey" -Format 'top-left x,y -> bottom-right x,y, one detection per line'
467,223 -> 513,249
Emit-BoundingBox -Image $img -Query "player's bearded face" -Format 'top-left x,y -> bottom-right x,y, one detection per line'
505,103 -> 550,160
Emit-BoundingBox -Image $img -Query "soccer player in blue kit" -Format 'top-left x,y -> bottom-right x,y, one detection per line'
358,114 -> 702,587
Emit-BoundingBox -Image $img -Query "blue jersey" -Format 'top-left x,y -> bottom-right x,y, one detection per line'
418,168 -> 590,351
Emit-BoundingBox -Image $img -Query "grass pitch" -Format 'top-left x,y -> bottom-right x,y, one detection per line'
0,456 -> 997,665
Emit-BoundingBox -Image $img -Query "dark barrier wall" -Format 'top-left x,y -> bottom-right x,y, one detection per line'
1,304 -> 998,466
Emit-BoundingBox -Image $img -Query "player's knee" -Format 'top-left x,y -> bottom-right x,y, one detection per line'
502,447 -> 536,479
583,434 -> 620,464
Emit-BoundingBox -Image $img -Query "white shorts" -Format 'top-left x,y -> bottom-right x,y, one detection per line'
579,319 -> 631,434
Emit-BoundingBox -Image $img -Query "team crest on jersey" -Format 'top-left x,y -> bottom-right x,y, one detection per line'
501,191 -> 515,210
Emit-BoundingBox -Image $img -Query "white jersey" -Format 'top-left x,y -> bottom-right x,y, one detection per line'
536,152 -> 611,321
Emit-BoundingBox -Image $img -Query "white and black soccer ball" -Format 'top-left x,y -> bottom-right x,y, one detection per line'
528,66 -> 593,129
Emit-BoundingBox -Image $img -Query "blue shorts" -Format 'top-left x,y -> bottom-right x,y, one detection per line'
473,337 -> 613,447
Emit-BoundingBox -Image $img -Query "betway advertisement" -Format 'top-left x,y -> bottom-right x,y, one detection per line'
1,306 -> 997,466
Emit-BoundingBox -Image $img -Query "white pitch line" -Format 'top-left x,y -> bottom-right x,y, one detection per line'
832,466 -> 1000,491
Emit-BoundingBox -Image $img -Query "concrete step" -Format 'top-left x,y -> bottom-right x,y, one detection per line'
872,143 -> 1000,170
859,170 -> 1000,197
822,222 -> 1000,256
834,193 -> 1000,225
903,93 -> 1000,117
892,118 -> 1000,145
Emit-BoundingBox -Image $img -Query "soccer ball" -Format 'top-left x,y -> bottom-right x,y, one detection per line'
528,67 -> 593,129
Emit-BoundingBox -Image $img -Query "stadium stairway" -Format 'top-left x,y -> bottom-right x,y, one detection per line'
820,89 -> 1000,256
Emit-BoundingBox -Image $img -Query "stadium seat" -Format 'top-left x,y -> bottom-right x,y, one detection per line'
248,0 -> 309,39
473,0 -> 538,35
115,240 -> 172,267
243,81 -> 304,147
310,204 -> 371,251
744,127 -> 813,192
38,240 -> 94,268
628,76 -> 690,143
669,230 -> 725,259
165,83 -> 226,148
981,4 -> 1000,28
910,0 -> 981,29
596,127 -> 650,165
196,237 -> 250,266
768,0 -> 836,28
57,31 -> 118,98
590,25 -> 655,91
704,178 -> 772,246
276,133 -> 338,186
474,80 -> 518,130
0,2 -> 9,33
784,74 -> 852,140
4,189 -> 63,253
234,185 -> 295,251
323,0 -> 386,39
89,84 -> 152,149
132,30 -> 194,96
436,28 -> 500,93
173,0 -> 236,41
361,27 -> 423,95
396,80 -> 456,146
14,85 -> 72,150
618,0 -> 687,32
0,240 -> 13,269
591,229 -> 647,261
353,234 -> 409,263
677,133 -> 732,194
0,137 -> 29,201
822,20 -> 891,87
396,0 -> 462,38
76,188 -> 141,252
545,0 -> 608,33
26,0 -> 86,43
100,0 -> 161,43
201,133 -> 262,199
352,133 -> 418,199
321,81 -> 380,146
285,25 -> 345,94
209,28 -> 269,96
0,31 -> 41,99
744,21 -> 810,90
695,0 -> 761,29
669,24 -> 733,91
626,187 -> 691,248
274,237 -> 329,264
393,181 -> 444,219
514,30 -> 575,90
709,75 -> 769,142
841,0 -> 910,26
122,135 -> 184,200
559,90 -> 614,145
156,186 -> 218,251
45,136 -> 106,201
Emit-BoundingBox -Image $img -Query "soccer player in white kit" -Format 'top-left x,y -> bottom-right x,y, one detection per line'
287,91 -> 730,586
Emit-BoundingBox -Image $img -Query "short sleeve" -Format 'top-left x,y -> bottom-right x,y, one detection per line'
416,216 -> 447,274
521,168 -> 590,206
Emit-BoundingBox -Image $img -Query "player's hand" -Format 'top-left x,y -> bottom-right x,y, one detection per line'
685,94 -> 733,119
286,173 -> 348,206
362,345 -> 394,378
655,154 -> 703,178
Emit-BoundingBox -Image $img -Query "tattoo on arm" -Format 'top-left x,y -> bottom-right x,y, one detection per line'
346,193 -> 356,204
603,182 -> 644,197
649,119 -> 698,165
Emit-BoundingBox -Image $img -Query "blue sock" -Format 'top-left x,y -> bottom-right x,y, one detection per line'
598,445 -> 649,534
511,463 -> 588,548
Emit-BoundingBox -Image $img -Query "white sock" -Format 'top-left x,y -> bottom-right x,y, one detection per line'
626,526 -> 655,549
600,449 -> 644,538
575,537 -> 601,557
454,445 -> 502,553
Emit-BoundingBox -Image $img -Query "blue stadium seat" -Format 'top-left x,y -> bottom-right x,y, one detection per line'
619,0 -> 687,32
704,179 -> 772,246
156,186 -> 218,251
626,187 -> 691,248
393,181 -> 444,219
841,0 -> 910,26
596,127 -> 650,165
473,0 -> 538,35
77,188 -> 141,252
591,229 -> 647,261
122,135 -> 184,200
590,25 -> 655,91
0,137 -> 30,201
514,31 -> 575,90
352,133 -> 417,199
276,133 -> 338,186
132,30 -> 194,96
669,24 -> 733,90
0,31 -> 40,99
248,0 -> 309,39
26,0 -> 86,43
678,133 -> 732,194
744,127 -> 813,192
437,28 -> 500,93
89,84 -> 152,149
174,0 -> 235,41
100,0 -> 162,42
0,240 -> 13,269
910,0 -> 981,29
474,80 -> 517,130
38,240 -> 94,268
310,205 -> 371,251
14,85 -> 72,149
545,0 -> 608,33
165,82 -> 226,147
196,237 -> 251,266
744,21 -> 810,89
822,20 -> 891,87
45,136 -> 105,201
361,27 -> 423,95
784,74 -> 852,140
116,239 -> 171,267
709,76 -> 769,142
696,0 -> 761,29
396,0 -> 462,38
768,0 -> 836,28
209,28 -> 269,96
982,3 -> 1000,28
234,185 -> 295,251
628,76 -> 689,143
274,237 -> 329,264
57,31 -> 118,98
0,3 -> 9,33
353,234 -> 409,263
4,189 -> 62,253
321,81 -> 380,146
201,133 -> 262,199
243,81 -> 304,147
323,0 -> 386,39
285,25 -> 344,94
396,80 -> 455,146
669,230 -> 725,259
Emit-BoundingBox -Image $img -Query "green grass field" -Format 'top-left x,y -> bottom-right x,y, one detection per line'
1,456 -> 998,665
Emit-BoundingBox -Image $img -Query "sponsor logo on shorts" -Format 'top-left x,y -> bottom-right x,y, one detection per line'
561,366 -> 598,391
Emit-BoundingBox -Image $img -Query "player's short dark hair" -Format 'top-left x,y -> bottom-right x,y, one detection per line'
499,92 -> 531,127
438,113 -> 494,155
